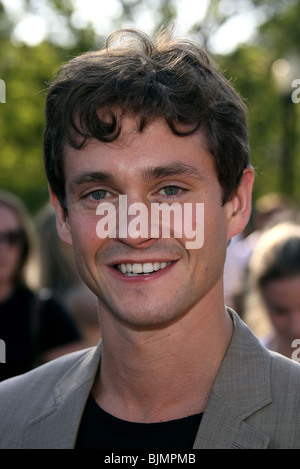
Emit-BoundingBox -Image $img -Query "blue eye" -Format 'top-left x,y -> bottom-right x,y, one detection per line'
90,190 -> 108,200
161,186 -> 180,196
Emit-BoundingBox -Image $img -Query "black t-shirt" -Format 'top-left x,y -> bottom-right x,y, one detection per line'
75,394 -> 202,449
0,285 -> 81,381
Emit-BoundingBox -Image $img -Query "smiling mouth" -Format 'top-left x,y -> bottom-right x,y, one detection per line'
114,261 -> 173,276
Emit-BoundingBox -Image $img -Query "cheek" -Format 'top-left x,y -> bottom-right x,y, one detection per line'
204,207 -> 228,256
187,211 -> 228,282
69,215 -> 100,258
70,220 -> 105,294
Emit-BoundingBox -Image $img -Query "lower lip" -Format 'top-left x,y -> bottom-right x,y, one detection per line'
108,261 -> 176,283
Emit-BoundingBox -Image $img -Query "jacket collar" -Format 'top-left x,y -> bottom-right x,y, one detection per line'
193,310 -> 271,448
24,343 -> 102,448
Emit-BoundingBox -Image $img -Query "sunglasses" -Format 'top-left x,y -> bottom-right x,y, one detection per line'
0,229 -> 25,246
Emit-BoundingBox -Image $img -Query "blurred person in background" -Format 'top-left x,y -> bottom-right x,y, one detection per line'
0,189 -> 83,381
35,202 -> 83,301
224,192 -> 295,316
35,203 -> 100,346
247,222 -> 300,360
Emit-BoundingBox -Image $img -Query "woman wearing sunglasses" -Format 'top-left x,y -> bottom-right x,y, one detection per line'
0,190 -> 82,381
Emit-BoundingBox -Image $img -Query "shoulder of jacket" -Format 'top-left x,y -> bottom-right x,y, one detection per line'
269,350 -> 300,384
0,346 -> 99,448
0,347 -> 94,400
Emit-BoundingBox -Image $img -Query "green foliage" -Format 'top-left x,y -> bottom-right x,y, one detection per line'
0,40 -> 64,212
0,12 -> 97,213
1,0 -> 300,213
217,45 -> 283,201
217,0 -> 300,203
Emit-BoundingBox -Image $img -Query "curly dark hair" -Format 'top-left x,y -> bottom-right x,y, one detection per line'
43,25 -> 251,209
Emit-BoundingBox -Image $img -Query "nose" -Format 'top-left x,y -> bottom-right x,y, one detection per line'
95,194 -> 156,248
117,194 -> 155,248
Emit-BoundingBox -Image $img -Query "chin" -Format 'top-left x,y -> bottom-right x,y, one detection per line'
109,302 -> 184,329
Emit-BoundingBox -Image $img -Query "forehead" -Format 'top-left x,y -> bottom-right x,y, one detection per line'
64,116 -> 214,179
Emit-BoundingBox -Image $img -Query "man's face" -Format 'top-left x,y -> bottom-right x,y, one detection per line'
52,116 -> 251,330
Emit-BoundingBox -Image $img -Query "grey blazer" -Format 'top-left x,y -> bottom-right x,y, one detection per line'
0,311 -> 300,449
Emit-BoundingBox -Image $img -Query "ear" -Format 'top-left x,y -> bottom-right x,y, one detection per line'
48,185 -> 73,246
225,167 -> 254,242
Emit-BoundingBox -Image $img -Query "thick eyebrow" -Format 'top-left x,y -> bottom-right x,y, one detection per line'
68,171 -> 114,194
68,162 -> 204,194
140,162 -> 205,181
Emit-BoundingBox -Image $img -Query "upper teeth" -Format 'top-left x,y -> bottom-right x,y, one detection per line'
117,262 -> 171,275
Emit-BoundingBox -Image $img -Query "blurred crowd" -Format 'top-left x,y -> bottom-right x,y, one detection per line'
0,189 -> 100,381
224,191 -> 300,361
1,188 -> 300,382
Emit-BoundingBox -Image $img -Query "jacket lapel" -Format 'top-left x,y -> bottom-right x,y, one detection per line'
193,311 -> 271,449
23,343 -> 102,449
193,392 -> 270,449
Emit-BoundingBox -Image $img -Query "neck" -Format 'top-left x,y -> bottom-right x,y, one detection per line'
93,296 -> 233,423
